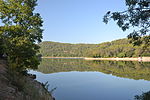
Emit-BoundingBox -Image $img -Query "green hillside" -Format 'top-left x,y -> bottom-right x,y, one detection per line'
39,39 -> 150,57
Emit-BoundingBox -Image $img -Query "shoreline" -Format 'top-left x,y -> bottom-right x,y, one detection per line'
42,57 -> 84,59
0,59 -> 54,100
84,57 -> 150,62
42,57 -> 150,62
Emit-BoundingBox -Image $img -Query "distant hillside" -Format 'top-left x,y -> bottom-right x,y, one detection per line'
39,39 -> 150,57
39,41 -> 98,57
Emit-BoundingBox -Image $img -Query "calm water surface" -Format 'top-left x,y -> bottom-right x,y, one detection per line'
29,59 -> 150,100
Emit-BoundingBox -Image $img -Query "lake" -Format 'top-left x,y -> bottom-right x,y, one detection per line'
29,58 -> 150,100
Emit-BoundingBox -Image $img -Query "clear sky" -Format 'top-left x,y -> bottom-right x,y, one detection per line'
36,0 -> 132,44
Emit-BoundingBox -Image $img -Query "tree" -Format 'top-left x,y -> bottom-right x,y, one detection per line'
0,0 -> 43,73
135,91 -> 150,100
103,0 -> 150,46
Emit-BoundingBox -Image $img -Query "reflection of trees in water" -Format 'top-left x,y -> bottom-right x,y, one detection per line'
135,91 -> 150,100
37,59 -> 150,81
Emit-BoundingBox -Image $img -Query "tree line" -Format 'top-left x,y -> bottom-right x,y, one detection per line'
39,39 -> 150,58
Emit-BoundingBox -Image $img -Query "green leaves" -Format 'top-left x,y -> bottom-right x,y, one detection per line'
103,0 -> 150,46
0,0 -> 43,73
39,39 -> 150,58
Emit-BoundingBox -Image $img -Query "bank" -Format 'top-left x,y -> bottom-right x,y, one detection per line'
42,57 -> 150,62
84,57 -> 150,62
0,59 -> 54,100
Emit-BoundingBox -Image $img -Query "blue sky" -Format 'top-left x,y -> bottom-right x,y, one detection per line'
36,0 -> 132,44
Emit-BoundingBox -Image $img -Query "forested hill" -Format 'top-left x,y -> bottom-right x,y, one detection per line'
39,39 -> 150,57
39,41 -> 98,57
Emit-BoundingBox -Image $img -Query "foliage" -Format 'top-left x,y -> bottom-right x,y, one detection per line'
39,39 -> 150,58
39,41 -> 98,57
103,0 -> 150,46
7,67 -> 52,100
0,0 -> 43,73
8,68 -> 26,91
0,38 -> 5,58
135,91 -> 150,100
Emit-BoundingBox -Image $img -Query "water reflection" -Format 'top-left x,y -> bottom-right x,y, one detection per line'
29,59 -> 150,100
135,91 -> 150,100
37,59 -> 150,81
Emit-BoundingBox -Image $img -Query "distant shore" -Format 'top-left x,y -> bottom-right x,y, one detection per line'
84,57 -> 150,62
42,57 -> 150,62
42,57 -> 84,59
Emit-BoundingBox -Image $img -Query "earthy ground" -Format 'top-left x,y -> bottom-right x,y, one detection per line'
0,59 -> 54,100
0,60 -> 18,100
